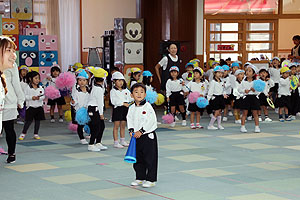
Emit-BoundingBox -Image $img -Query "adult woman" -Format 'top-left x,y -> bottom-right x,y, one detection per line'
289,35 -> 300,62
0,36 -> 24,163
155,43 -> 181,92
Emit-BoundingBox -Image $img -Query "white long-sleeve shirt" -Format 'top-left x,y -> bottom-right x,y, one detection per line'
20,80 -> 28,92
269,68 -> 281,83
127,101 -> 157,134
87,85 -> 104,115
186,80 -> 209,96
42,77 -> 57,88
207,79 -> 225,100
24,85 -> 45,108
222,75 -> 232,95
71,88 -> 89,111
110,87 -> 132,108
262,79 -> 275,96
166,79 -> 184,98
239,79 -> 260,96
278,77 -> 291,96
181,72 -> 192,86
233,80 -> 244,99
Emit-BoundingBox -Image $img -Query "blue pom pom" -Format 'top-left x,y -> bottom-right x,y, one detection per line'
196,97 -> 209,108
145,91 -> 158,104
84,125 -> 90,135
75,107 -> 90,125
253,79 -> 266,92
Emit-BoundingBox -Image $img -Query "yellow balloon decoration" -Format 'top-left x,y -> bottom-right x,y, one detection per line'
155,93 -> 165,106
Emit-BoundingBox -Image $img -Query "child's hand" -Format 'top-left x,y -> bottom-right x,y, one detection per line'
36,96 -> 40,100
167,98 -> 170,102
71,100 -> 75,104
223,94 -> 228,99
32,96 -> 37,100
123,103 -> 129,107
250,87 -> 255,92
100,115 -> 104,120
289,76 -> 293,80
245,89 -> 250,94
46,76 -> 51,81
181,81 -> 185,86
199,94 -> 204,97
133,131 -> 142,138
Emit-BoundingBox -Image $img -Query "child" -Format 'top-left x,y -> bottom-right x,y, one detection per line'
17,65 -> 29,124
232,69 -> 245,124
186,67 -> 208,129
207,66 -> 227,130
258,68 -> 274,122
127,83 -> 158,188
18,71 -> 45,140
71,70 -> 90,145
222,65 -> 233,121
130,67 -> 142,88
269,57 -> 281,112
42,64 -> 66,123
239,64 -> 261,133
288,64 -> 299,120
87,67 -> 108,151
165,66 -> 186,127
182,62 -> 194,86
276,67 -> 292,122
205,61 -> 219,81
142,71 -> 154,91
110,71 -> 132,148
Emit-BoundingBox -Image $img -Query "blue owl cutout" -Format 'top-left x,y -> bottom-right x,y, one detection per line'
39,51 -> 58,67
19,35 -> 39,51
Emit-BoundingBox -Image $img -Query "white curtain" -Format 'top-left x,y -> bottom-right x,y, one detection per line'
58,0 -> 80,71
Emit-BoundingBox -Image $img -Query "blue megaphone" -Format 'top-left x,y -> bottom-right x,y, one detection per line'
124,134 -> 136,163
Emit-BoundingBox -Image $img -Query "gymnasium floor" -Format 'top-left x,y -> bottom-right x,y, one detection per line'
1,109 -> 300,200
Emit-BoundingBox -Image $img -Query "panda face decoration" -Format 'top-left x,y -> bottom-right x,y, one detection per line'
125,22 -> 142,41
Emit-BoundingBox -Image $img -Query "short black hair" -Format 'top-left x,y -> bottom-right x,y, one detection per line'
111,67 -> 119,73
293,35 -> 300,40
51,66 -> 61,77
94,77 -> 104,83
130,83 -> 146,93
26,71 -> 40,84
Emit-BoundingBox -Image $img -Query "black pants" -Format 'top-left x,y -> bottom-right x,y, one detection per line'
88,106 -> 105,145
3,120 -> 16,155
134,132 -> 158,182
22,120 -> 40,134
77,125 -> 84,140
289,90 -> 299,116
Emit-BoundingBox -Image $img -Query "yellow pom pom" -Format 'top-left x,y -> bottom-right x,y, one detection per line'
64,110 -> 72,122
155,93 -> 165,106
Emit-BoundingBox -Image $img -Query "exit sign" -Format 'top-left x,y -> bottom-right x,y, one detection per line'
217,44 -> 235,51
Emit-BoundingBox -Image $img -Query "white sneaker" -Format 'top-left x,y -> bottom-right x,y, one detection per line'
114,143 -> 124,149
207,125 -> 218,130
59,118 -> 64,123
291,116 -> 296,120
190,123 -> 196,129
218,125 -> 225,130
18,133 -> 26,140
258,117 -> 262,122
254,126 -> 261,133
88,145 -> 100,152
157,121 -> 161,125
223,117 -> 228,122
247,116 -> 252,121
109,119 -> 112,123
17,120 -> 24,125
96,143 -> 108,150
131,180 -> 144,186
175,116 -> 180,121
80,139 -> 88,145
182,120 -> 187,126
235,120 -> 241,124
228,111 -> 233,116
170,122 -> 176,127
297,112 -> 300,116
264,117 -> 272,122
275,108 -> 279,113
240,126 -> 247,133
186,111 -> 190,116
142,181 -> 155,188
120,141 -> 129,147
209,114 -> 213,118
50,119 -> 55,123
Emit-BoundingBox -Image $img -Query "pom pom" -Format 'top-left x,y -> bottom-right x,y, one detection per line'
188,92 -> 200,103
155,93 -> 165,106
45,85 -> 61,100
84,125 -> 90,135
55,72 -> 76,90
68,122 -> 78,132
75,107 -> 90,125
145,91 -> 158,104
253,79 -> 266,92
196,97 -> 209,108
162,114 -> 174,124
64,110 -> 72,122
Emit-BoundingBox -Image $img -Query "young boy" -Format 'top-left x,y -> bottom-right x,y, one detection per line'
127,83 -> 158,188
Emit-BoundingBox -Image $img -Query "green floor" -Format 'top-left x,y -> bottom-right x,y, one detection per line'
1,109 -> 300,200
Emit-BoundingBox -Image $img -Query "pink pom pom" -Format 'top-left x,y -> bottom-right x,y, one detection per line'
55,72 -> 76,90
68,122 -> 78,132
188,92 -> 200,103
162,114 -> 174,124
45,85 -> 61,100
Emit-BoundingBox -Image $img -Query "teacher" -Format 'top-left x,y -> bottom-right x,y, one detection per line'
155,43 -> 181,92
0,36 -> 24,164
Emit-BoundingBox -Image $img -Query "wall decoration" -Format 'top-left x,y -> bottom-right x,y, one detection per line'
124,42 -> 143,64
10,0 -> 33,21
5,34 -> 19,50
25,28 -> 46,36
39,35 -> 58,51
19,51 -> 39,67
2,18 -> 19,35
19,35 -> 39,51
39,51 -> 58,66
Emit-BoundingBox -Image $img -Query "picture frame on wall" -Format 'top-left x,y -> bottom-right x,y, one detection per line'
10,0 -> 33,21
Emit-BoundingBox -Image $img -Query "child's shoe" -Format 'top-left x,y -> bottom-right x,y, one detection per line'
16,120 -> 24,125
120,141 -> 129,147
6,154 -> 16,164
275,108 -> 279,113
33,134 -> 40,140
207,125 -> 218,130
286,116 -> 292,121
223,117 -> 228,122
240,126 -> 247,133
59,118 -> 64,123
170,122 -> 176,127
258,117 -> 262,122
190,123 -> 196,129
254,126 -> 261,133
18,133 -> 26,140
235,119 -> 241,124
131,180 -> 144,186
265,117 -> 272,122
113,142 -> 124,149
50,119 -> 55,123
247,116 -> 252,121
279,118 -> 285,122
182,120 -> 187,126
88,145 -> 100,152
196,123 -> 203,129
218,125 -> 225,130
291,115 -> 296,120
96,143 -> 108,150
142,181 -> 155,188
80,139 -> 88,145
174,116 -> 179,121
228,111 -> 233,116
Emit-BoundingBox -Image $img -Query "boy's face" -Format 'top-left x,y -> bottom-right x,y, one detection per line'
186,66 -> 193,72
131,86 -> 146,103
282,72 -> 290,78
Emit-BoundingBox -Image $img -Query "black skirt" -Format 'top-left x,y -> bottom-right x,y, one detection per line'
209,95 -> 225,110
275,95 -> 291,109
240,95 -> 260,111
25,107 -> 45,121
169,91 -> 185,106
270,83 -> 279,93
188,103 -> 204,114
112,106 -> 129,122
233,98 -> 243,109
47,96 -> 66,106
259,93 -> 269,107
